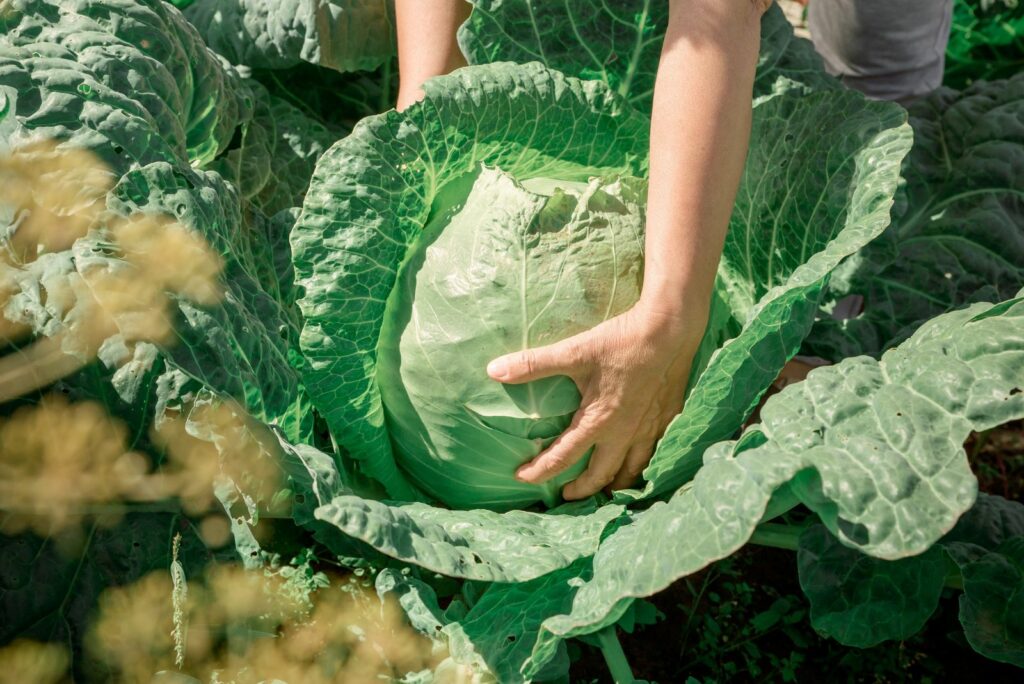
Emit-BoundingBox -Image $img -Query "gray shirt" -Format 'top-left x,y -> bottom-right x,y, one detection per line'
807,0 -> 954,104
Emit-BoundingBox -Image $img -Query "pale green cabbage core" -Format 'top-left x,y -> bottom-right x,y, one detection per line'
377,164 -> 646,510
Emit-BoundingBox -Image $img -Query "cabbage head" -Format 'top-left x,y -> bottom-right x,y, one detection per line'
292,63 -> 652,506
378,166 -> 645,508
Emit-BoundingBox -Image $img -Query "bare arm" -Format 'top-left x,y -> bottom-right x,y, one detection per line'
641,0 -> 764,323
489,0 -> 768,498
394,0 -> 471,110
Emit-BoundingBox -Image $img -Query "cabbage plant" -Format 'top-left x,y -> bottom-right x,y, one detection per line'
2,2 -> 1023,681
285,47 -> 955,674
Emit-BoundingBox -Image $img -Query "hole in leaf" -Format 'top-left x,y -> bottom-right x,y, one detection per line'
225,125 -> 245,152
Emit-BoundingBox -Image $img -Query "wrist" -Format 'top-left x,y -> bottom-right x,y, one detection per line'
634,288 -> 711,343
638,274 -> 712,317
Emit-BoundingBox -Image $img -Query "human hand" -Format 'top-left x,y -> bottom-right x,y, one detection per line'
486,302 -> 706,500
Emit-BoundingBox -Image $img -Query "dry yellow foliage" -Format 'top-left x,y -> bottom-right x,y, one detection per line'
0,140 -> 113,261
0,639 -> 70,684
0,141 -> 224,400
150,400 -> 283,517
0,395 -> 147,536
88,564 -> 448,684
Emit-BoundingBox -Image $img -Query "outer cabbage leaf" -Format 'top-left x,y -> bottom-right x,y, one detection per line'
958,537 -> 1024,666
377,564 -> 579,683
627,89 -> 911,500
254,59 -> 397,134
807,73 -> 1024,360
458,0 -> 837,114
796,524 -> 949,648
314,496 -> 622,582
0,0 -> 253,167
183,0 -> 395,73
0,1 -> 314,439
252,95 -> 339,215
798,493 -> 1024,660
524,295 -> 1024,678
292,62 -> 649,501
945,0 -> 1024,88
276,410 -> 626,584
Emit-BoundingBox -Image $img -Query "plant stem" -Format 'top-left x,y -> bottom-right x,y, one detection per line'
379,56 -> 394,112
748,522 -> 803,551
596,626 -> 635,684
749,523 -> 966,590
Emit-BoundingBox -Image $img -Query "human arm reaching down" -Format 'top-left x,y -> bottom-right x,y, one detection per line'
393,0 -> 770,500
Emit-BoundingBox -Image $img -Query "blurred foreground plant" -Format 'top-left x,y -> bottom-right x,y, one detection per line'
87,555 -> 448,684
0,140 -> 459,684
0,141 -> 223,401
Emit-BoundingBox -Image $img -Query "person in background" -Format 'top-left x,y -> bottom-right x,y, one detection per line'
802,0 -> 954,105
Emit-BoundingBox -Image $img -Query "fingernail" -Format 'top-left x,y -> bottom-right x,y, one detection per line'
487,359 -> 508,379
515,465 -> 533,482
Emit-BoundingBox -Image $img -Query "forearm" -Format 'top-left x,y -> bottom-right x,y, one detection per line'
395,0 -> 471,110
640,0 -> 767,323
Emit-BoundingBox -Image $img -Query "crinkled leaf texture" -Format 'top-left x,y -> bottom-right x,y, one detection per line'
523,294 -> 1024,678
625,88 -> 912,501
184,0 -> 394,73
807,73 -> 1024,361
315,496 -> 623,583
458,0 -> 838,113
0,0 -> 317,438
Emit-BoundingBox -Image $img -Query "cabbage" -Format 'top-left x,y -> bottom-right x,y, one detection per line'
378,166 -> 646,509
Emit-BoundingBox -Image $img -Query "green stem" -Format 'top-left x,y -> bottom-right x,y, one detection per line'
595,626 -> 635,684
748,522 -> 803,551
750,523 -> 966,590
379,56 -> 394,112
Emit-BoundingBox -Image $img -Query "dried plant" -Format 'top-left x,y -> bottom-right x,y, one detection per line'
0,140 -> 113,262
88,562 -> 449,684
0,395 -> 148,536
0,142 -> 224,402
0,639 -> 70,684
151,400 -> 283,517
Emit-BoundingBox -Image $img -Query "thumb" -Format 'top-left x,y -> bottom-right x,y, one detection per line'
487,337 -> 585,384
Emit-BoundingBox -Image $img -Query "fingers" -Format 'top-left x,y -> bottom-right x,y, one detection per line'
487,337 -> 584,384
562,440 -> 632,500
515,404 -> 601,483
609,440 -> 656,491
